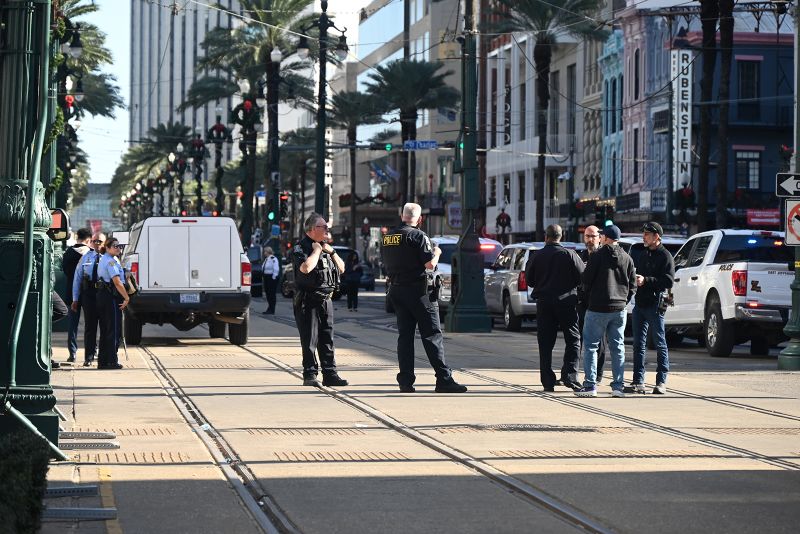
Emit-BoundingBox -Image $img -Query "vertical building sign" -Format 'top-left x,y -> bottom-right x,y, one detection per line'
671,49 -> 693,189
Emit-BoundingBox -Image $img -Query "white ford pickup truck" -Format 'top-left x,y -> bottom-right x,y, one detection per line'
664,229 -> 792,357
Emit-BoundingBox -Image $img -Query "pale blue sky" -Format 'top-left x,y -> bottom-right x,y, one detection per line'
79,0 -> 130,183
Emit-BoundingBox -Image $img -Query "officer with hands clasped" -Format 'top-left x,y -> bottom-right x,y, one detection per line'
71,231 -> 106,366
381,203 -> 467,393
292,213 -> 349,388
95,237 -> 129,370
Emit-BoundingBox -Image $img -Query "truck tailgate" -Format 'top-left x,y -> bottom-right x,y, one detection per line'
747,262 -> 792,307
147,226 -> 190,288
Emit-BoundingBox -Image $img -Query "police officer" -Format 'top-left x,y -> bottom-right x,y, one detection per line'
381,203 -> 467,393
70,232 -> 105,366
292,213 -> 348,387
95,237 -> 128,370
525,224 -> 584,392
63,228 -> 92,363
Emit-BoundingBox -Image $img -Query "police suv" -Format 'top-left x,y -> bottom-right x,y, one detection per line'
120,216 -> 252,345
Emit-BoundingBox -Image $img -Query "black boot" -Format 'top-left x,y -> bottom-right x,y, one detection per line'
435,379 -> 467,393
322,373 -> 348,387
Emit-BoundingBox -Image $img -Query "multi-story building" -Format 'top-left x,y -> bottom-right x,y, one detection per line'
70,183 -> 121,232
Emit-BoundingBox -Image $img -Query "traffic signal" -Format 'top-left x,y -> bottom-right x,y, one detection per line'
369,142 -> 395,151
279,192 -> 289,220
267,210 -> 276,221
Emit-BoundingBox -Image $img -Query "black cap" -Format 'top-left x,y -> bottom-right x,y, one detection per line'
642,221 -> 664,236
601,224 -> 621,241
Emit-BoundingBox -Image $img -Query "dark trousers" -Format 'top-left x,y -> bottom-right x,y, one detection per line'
293,291 -> 337,377
346,283 -> 359,310
67,305 -> 81,359
264,275 -> 277,313
81,292 -> 99,362
389,282 -> 452,387
535,294 -> 581,388
96,290 -> 121,367
578,304 -> 606,378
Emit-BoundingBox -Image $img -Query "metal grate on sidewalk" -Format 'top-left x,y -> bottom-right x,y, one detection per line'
273,451 -> 410,462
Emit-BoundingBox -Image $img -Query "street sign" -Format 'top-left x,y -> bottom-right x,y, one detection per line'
255,190 -> 266,198
271,224 -> 281,237
776,173 -> 800,197
785,200 -> 800,246
403,140 -> 438,151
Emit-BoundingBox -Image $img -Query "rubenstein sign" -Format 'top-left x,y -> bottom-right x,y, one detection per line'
671,48 -> 693,189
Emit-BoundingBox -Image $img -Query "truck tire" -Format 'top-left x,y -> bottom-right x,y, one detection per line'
228,311 -> 249,346
209,320 -> 227,339
705,296 -> 734,357
749,335 -> 770,356
503,294 -> 522,332
124,310 -> 142,346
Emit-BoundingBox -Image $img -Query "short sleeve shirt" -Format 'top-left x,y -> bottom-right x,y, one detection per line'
98,253 -> 124,283
381,224 -> 434,285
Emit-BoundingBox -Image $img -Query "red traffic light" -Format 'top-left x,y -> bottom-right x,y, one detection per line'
212,210 -> 219,216
279,193 -> 289,201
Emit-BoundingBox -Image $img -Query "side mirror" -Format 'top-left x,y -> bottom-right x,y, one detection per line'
47,209 -> 69,242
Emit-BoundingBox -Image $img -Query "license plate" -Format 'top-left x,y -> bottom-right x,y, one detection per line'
180,293 -> 200,304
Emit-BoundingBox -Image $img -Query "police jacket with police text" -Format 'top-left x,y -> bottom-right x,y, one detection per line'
381,223 -> 434,285
291,235 -> 337,293
634,243 -> 675,307
524,242 -> 584,299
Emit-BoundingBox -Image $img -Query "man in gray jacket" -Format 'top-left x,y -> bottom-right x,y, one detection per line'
575,225 -> 636,398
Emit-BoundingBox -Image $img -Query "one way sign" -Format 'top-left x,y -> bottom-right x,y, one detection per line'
776,173 -> 800,197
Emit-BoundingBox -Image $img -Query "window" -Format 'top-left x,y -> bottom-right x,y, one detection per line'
673,239 -> 695,270
519,81 -> 527,140
610,79 -> 617,133
634,49 -> 640,100
518,172 -> 526,221
567,64 -> 576,139
490,68 -> 498,148
550,71 -> 560,151
503,174 -> 511,205
495,249 -> 514,270
488,176 -> 497,206
687,236 -> 713,267
738,60 -> 759,120
513,250 -> 528,271
633,128 -> 639,184
735,151 -> 760,189
713,235 -> 792,264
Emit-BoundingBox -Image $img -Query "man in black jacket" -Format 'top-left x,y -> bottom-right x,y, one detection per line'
525,224 -> 584,391
62,228 -> 92,362
628,222 -> 675,395
578,225 -> 606,381
575,225 -> 636,398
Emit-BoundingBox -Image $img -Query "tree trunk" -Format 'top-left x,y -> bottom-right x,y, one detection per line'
696,0 -> 719,232
534,41 -> 552,242
717,0 -> 734,229
349,126 -> 358,249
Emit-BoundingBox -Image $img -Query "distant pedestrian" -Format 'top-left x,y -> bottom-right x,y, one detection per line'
575,225 -> 636,398
95,237 -> 129,370
343,253 -> 362,311
261,246 -> 279,315
525,224 -> 584,392
627,222 -> 675,395
578,225 -> 606,382
291,213 -> 348,387
70,231 -> 105,366
62,228 -> 92,363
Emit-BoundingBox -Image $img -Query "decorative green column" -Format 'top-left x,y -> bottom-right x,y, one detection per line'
0,0 -> 60,444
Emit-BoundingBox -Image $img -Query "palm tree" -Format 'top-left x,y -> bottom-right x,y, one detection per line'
696,1 -> 719,232
364,59 -> 459,204
493,0 -> 606,240
178,0 -> 315,247
328,91 -> 385,248
716,0 -> 734,229
279,128 -> 317,240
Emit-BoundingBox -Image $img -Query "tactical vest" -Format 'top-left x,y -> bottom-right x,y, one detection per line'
381,224 -> 428,285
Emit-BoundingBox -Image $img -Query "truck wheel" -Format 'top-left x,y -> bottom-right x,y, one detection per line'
705,297 -> 734,357
749,335 -> 770,356
124,310 -> 142,346
228,311 -> 249,346
209,320 -> 227,339
503,294 -> 522,332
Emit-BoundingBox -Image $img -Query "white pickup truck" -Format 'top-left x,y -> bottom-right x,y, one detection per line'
121,216 -> 252,345
664,229 -> 792,357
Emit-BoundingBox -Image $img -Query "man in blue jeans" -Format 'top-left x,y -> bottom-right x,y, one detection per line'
627,222 -> 675,395
575,225 -> 636,398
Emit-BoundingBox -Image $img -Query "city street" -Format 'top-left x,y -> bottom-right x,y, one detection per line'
44,285 -> 800,534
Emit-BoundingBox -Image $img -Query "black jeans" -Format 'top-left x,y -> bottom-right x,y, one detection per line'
263,275 -> 277,313
96,289 -> 121,367
346,283 -> 359,310
81,291 -> 99,362
389,281 -> 452,387
293,291 -> 337,377
578,303 -> 605,378
535,294 -> 581,388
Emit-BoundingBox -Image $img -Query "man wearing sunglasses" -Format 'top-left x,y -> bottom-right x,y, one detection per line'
70,231 -> 106,366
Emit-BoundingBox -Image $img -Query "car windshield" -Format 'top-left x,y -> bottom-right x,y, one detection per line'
438,243 -> 501,267
712,235 -> 792,264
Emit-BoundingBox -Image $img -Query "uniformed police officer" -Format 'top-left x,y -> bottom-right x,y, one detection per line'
95,237 -> 129,370
70,232 -> 105,366
292,213 -> 348,387
381,203 -> 467,393
524,224 -> 584,392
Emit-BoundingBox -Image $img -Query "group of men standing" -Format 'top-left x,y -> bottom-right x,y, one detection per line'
525,222 -> 675,397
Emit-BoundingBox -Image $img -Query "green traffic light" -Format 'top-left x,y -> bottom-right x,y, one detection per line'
268,211 -> 276,221
605,219 -> 613,227
458,141 -> 464,149
384,143 -> 392,151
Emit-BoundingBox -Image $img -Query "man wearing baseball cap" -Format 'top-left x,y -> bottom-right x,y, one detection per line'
627,221 -> 675,395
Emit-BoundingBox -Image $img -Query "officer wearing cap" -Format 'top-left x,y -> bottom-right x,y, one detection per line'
381,203 -> 467,393
628,221 -> 675,395
96,237 -> 129,370
291,213 -> 348,388
524,224 -> 585,392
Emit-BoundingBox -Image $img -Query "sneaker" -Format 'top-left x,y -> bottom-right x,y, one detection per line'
399,384 -> 416,393
303,377 -> 321,387
652,383 -> 666,395
322,374 -> 349,387
562,380 -> 582,392
624,383 -> 647,394
435,380 -> 468,393
611,389 -> 626,398
574,387 -> 597,398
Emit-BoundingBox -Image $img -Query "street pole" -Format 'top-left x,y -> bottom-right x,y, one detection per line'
314,1 -> 330,217
268,55 -> 282,249
779,4 -> 800,370
445,0 -> 491,333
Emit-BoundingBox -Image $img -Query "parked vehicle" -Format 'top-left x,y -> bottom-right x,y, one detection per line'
663,229 -> 792,357
434,236 -> 503,317
120,216 -> 252,345
281,245 -> 360,298
247,245 -> 264,298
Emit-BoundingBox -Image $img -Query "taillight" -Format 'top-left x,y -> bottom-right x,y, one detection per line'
241,261 -> 252,287
130,261 -> 139,284
518,271 -> 528,291
732,270 -> 747,297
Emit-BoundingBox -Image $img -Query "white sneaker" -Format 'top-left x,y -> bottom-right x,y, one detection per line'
652,383 -> 666,395
611,389 -> 626,398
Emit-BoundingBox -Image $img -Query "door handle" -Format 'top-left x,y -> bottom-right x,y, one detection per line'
674,278 -> 680,283
691,276 -> 698,281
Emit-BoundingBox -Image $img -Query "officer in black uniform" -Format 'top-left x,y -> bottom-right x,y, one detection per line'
291,213 -> 348,387
524,224 -> 585,392
381,203 -> 467,393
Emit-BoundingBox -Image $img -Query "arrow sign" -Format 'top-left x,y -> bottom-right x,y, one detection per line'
776,173 -> 800,197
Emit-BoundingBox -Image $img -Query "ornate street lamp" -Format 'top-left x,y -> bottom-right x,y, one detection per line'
207,114 -> 233,215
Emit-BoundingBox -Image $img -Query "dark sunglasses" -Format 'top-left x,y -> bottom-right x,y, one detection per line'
108,243 -> 120,249
92,240 -> 103,244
